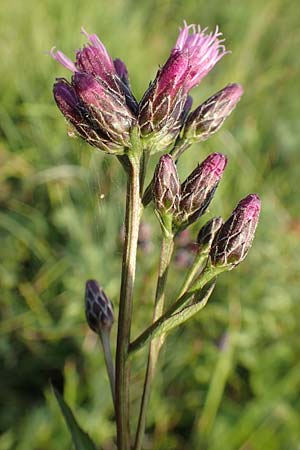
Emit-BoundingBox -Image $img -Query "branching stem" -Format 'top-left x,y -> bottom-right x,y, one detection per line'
134,234 -> 174,450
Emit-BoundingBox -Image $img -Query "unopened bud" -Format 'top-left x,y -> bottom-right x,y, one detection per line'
85,280 -> 114,333
138,52 -> 189,153
197,216 -> 223,253
183,83 -> 243,142
73,72 -> 135,149
152,154 -> 181,215
53,79 -> 121,154
175,153 -> 227,228
210,194 -> 261,269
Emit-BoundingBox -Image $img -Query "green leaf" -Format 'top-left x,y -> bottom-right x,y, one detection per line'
154,281 -> 216,337
53,387 -> 98,450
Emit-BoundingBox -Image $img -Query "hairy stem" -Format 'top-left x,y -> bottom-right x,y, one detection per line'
116,152 -> 142,450
134,235 -> 174,450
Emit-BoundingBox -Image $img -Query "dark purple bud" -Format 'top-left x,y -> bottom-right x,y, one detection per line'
152,154 -> 181,215
113,58 -> 139,115
210,194 -> 261,269
138,51 -> 190,153
85,280 -> 114,333
197,216 -> 224,253
184,84 -> 243,142
73,72 -> 135,148
175,153 -> 227,228
53,79 -> 119,153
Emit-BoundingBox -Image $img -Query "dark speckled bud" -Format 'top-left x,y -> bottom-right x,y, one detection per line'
152,154 -> 181,215
175,153 -> 227,229
85,280 -> 114,333
183,83 -> 243,142
210,194 -> 261,269
197,216 -> 223,253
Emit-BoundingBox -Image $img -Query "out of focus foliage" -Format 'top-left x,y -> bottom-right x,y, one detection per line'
1,0 -> 300,449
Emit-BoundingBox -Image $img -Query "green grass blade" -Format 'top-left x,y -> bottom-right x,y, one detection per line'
53,388 -> 98,450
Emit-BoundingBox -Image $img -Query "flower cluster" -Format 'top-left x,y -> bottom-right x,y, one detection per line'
51,22 -> 261,450
51,23 -> 240,155
152,153 -> 260,269
152,152 -> 227,232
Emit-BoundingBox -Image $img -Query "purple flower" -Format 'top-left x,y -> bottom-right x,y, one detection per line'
210,194 -> 261,269
51,29 -> 137,153
138,22 -> 228,152
173,22 -> 228,91
175,153 -> 227,228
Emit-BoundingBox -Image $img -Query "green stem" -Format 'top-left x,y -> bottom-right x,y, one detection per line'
129,264 -> 222,355
177,252 -> 209,298
134,234 -> 174,450
116,151 -> 142,450
100,331 -> 116,410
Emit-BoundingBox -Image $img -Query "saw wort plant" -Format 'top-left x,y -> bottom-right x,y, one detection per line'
50,21 -> 261,450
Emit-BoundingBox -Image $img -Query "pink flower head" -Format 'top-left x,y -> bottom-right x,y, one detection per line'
174,21 -> 229,92
50,29 -> 137,111
51,29 -> 137,153
51,28 -> 115,80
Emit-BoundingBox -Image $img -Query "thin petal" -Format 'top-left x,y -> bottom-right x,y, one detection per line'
50,47 -> 77,72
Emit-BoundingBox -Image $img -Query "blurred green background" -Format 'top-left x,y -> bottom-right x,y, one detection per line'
1,0 -> 300,449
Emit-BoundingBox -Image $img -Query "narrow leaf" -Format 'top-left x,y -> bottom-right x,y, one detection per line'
154,281 -> 216,337
53,387 -> 98,450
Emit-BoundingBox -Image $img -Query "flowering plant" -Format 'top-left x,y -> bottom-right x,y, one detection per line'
51,21 -> 260,450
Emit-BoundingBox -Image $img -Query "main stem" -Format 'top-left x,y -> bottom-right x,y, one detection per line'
134,234 -> 174,450
116,153 -> 141,450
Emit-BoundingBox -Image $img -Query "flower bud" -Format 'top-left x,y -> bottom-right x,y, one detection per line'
197,216 -> 223,253
138,52 -> 189,153
210,194 -> 261,269
152,154 -> 181,215
73,72 -> 135,148
183,83 -> 243,142
53,79 -> 122,154
85,280 -> 114,333
175,153 -> 227,228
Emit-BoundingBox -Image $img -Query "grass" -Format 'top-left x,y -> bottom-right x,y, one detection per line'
1,0 -> 300,449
